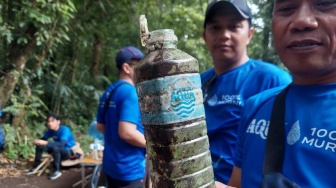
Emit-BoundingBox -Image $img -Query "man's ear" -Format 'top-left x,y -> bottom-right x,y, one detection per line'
121,63 -> 131,74
246,27 -> 255,45
202,31 -> 206,41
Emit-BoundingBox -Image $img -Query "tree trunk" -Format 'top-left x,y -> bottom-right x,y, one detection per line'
0,24 -> 37,107
91,34 -> 102,77
11,80 -> 32,134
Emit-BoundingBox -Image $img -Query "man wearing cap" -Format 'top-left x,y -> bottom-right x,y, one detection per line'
201,0 -> 292,184
96,46 -> 146,188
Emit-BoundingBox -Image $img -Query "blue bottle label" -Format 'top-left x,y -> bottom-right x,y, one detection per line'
136,73 -> 205,125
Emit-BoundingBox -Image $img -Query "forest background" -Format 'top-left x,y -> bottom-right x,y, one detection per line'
0,0 -> 280,159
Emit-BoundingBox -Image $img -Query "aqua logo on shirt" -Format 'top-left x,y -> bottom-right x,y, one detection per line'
246,119 -> 269,139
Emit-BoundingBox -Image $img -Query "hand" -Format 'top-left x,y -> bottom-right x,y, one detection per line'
215,181 -> 236,188
33,139 -> 48,146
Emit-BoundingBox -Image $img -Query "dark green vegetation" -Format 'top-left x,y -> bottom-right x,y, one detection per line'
0,0 -> 278,159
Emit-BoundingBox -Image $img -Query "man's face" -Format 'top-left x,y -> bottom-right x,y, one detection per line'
203,9 -> 253,71
272,0 -> 336,84
47,117 -> 60,131
127,59 -> 141,82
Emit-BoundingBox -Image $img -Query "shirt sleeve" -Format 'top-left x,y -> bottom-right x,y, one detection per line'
118,85 -> 141,125
233,107 -> 247,168
41,130 -> 52,140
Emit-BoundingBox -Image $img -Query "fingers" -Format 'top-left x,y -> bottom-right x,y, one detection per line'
215,181 -> 237,188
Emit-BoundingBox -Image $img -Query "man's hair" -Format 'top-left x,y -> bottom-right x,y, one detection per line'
47,113 -> 60,121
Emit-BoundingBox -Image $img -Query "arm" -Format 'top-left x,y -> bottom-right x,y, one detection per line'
215,182 -> 236,188
33,131 -> 51,146
47,140 -> 67,148
227,166 -> 242,188
118,121 -> 146,148
33,139 -> 48,146
33,139 -> 66,148
96,122 -> 105,134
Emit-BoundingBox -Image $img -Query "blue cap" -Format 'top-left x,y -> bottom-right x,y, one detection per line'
204,0 -> 253,28
115,46 -> 144,68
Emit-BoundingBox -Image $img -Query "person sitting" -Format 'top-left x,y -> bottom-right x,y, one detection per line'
26,113 -> 78,180
0,108 -> 4,153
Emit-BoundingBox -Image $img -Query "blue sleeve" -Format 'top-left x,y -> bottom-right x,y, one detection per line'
233,105 -> 248,168
118,85 -> 141,125
255,61 -> 292,89
59,126 -> 72,141
263,72 -> 292,89
41,130 -> 52,140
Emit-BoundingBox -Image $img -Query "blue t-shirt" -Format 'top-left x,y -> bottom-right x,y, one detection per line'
0,109 -> 4,150
0,125 -> 4,151
201,59 -> 292,183
42,125 -> 76,151
96,80 -> 146,181
234,84 -> 336,187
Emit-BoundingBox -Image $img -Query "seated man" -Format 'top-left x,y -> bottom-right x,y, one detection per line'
26,114 -> 77,180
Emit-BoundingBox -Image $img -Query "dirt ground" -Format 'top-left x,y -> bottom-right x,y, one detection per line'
0,154 -> 96,188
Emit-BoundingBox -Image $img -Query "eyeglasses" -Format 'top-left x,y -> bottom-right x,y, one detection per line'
203,74 -> 217,105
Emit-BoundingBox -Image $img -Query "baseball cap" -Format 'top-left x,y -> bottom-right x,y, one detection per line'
115,46 -> 144,68
204,0 -> 252,28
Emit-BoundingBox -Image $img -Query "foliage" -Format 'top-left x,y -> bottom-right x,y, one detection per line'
248,0 -> 282,65
3,123 -> 35,159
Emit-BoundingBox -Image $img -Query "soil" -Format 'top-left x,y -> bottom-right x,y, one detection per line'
0,154 -> 96,188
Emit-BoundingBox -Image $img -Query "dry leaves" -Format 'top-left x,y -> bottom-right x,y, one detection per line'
0,154 -> 28,179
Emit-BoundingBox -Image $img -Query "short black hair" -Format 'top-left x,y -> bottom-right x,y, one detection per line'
47,113 -> 60,121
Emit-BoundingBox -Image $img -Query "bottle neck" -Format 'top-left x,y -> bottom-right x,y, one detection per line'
148,42 -> 176,51
145,29 -> 178,51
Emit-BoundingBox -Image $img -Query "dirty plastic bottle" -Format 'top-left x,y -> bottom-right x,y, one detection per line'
135,15 -> 215,188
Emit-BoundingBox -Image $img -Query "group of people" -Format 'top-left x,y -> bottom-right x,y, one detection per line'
28,0 -> 336,187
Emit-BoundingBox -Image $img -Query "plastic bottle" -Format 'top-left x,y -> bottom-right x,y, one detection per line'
90,138 -> 102,160
88,120 -> 104,160
88,120 -> 104,141
135,15 -> 215,188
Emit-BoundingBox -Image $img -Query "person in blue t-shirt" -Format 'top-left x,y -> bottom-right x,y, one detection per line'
214,0 -> 336,187
96,46 -> 146,188
202,0 -> 292,184
0,108 -> 4,153
26,114 -> 76,180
